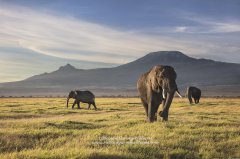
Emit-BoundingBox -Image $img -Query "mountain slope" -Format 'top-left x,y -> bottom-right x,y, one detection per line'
0,51 -> 239,96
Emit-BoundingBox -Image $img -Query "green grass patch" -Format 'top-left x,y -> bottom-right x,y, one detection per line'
0,97 -> 239,158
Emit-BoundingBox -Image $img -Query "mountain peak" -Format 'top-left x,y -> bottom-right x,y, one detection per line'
130,51 -> 192,65
58,64 -> 76,72
148,51 -> 189,58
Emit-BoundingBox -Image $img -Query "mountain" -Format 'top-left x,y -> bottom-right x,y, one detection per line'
0,51 -> 240,97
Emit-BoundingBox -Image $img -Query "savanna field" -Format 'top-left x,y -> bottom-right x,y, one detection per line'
0,97 -> 239,159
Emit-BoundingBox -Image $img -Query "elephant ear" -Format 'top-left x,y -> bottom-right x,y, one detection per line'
73,91 -> 77,98
162,66 -> 177,80
149,65 -> 164,92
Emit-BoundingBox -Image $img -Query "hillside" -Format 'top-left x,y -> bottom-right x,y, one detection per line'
0,51 -> 239,96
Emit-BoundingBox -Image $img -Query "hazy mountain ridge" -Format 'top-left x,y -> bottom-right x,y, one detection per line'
0,51 -> 239,96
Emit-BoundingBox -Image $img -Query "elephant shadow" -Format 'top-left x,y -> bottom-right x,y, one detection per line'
45,121 -> 104,130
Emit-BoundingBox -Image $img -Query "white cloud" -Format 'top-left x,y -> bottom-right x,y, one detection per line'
1,5 -> 176,64
179,17 -> 240,33
210,22 -> 240,33
175,26 -> 188,33
0,5 -> 239,82
0,5 -> 225,64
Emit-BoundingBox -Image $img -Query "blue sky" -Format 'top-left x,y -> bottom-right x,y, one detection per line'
0,0 -> 240,82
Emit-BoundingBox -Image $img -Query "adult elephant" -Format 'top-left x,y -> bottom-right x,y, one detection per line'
187,86 -> 201,104
66,90 -> 97,110
137,65 -> 182,122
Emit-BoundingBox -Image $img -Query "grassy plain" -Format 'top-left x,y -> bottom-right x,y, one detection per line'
0,97 -> 239,159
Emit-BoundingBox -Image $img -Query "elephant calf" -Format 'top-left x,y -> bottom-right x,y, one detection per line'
67,90 -> 97,110
187,86 -> 201,104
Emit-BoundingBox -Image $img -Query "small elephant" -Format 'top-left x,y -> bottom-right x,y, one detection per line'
187,86 -> 201,104
66,90 -> 97,110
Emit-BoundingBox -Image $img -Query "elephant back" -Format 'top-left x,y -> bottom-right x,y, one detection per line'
76,90 -> 95,103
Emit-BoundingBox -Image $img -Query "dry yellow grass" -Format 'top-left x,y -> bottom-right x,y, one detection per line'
0,97 -> 239,158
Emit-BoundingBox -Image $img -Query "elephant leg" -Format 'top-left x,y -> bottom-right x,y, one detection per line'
77,101 -> 81,109
148,92 -> 162,122
153,104 -> 159,121
148,102 -> 154,122
188,91 -> 193,104
197,98 -> 200,104
162,109 -> 169,121
150,103 -> 159,122
88,103 -> 91,109
140,99 -> 148,120
160,104 -> 169,121
72,100 -> 77,109
188,96 -> 192,104
148,99 -> 157,122
92,102 -> 97,110
194,98 -> 197,104
159,99 -> 166,118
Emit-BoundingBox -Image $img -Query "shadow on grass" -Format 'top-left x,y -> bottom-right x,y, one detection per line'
47,107 -> 58,110
127,146 -> 164,159
120,120 -> 143,128
10,110 -> 31,113
52,111 -> 79,115
105,108 -> 128,112
4,104 -> 24,107
0,132 -> 61,152
34,109 -> 46,114
0,114 -> 39,119
94,119 -> 108,122
200,102 -> 219,106
45,121 -> 104,130
89,153 -> 132,159
127,102 -> 141,105
127,146 -> 202,159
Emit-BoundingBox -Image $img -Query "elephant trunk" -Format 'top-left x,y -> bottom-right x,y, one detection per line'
66,97 -> 69,108
160,91 -> 175,121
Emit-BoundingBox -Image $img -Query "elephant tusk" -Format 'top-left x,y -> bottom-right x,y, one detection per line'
162,89 -> 166,99
176,90 -> 183,98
